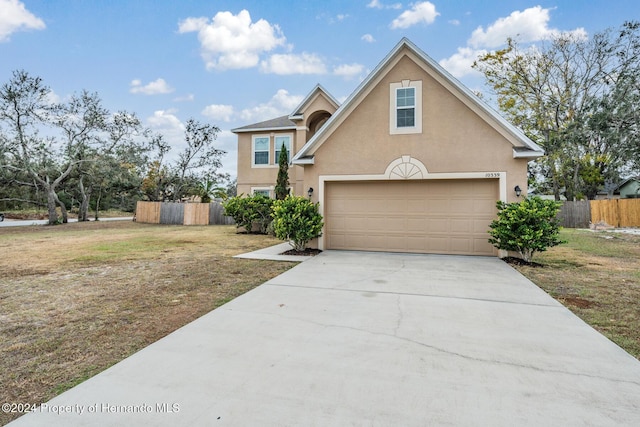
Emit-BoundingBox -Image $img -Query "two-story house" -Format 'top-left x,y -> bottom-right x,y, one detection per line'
232,38 -> 543,256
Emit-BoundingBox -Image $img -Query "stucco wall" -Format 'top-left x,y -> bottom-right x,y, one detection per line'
236,91 -> 338,197
303,53 -> 530,204
236,130 -> 299,196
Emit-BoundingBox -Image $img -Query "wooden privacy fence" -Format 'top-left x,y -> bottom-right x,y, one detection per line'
558,200 -> 590,228
557,199 -> 640,228
135,201 -> 234,226
590,199 -> 640,227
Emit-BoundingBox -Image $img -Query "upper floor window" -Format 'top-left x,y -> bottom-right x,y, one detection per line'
389,80 -> 422,135
274,136 -> 291,163
396,87 -> 415,128
253,136 -> 269,166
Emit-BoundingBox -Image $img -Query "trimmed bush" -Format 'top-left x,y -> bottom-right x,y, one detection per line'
488,196 -> 565,263
223,194 -> 274,234
271,195 -> 323,251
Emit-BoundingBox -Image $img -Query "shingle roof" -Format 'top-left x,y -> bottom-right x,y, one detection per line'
231,115 -> 296,133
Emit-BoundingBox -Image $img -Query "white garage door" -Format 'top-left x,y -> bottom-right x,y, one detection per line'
324,179 -> 498,256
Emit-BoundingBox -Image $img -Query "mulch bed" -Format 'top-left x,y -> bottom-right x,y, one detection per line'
502,256 -> 543,268
281,248 -> 323,256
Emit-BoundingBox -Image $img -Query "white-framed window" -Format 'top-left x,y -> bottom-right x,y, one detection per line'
252,188 -> 271,198
274,135 -> 291,163
396,87 -> 415,127
390,80 -> 422,135
252,135 -> 270,166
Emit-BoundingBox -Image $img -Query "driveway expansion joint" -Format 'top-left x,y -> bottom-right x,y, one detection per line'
264,282 -> 560,308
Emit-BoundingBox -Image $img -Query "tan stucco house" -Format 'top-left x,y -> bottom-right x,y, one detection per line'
232,38 -> 543,256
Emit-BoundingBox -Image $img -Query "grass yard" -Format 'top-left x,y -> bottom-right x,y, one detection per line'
510,228 -> 640,360
0,221 -> 294,425
1,222 -> 639,425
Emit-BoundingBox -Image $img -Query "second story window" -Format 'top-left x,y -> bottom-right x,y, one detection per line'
253,136 -> 269,165
396,87 -> 415,128
274,136 -> 291,163
389,80 -> 422,135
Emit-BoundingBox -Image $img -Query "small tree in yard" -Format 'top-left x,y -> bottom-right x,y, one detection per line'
274,143 -> 289,200
272,195 -> 323,252
488,196 -> 565,263
223,194 -> 274,234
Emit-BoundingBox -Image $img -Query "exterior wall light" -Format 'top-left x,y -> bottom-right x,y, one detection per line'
514,185 -> 522,197
308,187 -> 314,199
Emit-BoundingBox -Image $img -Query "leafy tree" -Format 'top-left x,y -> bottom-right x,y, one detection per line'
172,118 -> 224,201
488,197 -> 565,263
0,71 -> 146,223
223,194 -> 274,234
473,22 -> 640,200
271,195 -> 323,251
0,70 -> 63,223
274,143 -> 289,200
140,134 -> 173,201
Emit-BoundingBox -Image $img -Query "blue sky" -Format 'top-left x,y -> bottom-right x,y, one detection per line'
1,0 -> 637,178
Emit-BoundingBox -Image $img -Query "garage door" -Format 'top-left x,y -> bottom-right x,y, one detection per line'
324,179 -> 498,255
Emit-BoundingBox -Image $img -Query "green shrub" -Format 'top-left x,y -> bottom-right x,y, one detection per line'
271,195 -> 323,251
488,196 -> 565,263
223,194 -> 274,234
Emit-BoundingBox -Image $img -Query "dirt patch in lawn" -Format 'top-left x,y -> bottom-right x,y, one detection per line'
508,228 -> 640,360
0,221 -> 294,425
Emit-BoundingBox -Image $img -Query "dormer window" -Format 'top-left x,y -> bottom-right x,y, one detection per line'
390,80 -> 422,135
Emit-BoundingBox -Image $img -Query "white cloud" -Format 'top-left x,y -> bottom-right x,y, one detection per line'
45,89 -> 61,105
391,1 -> 439,29
361,33 -> 375,43
0,0 -> 45,42
146,110 -> 186,152
176,17 -> 208,33
440,6 -> 587,79
260,53 -> 327,75
367,0 -> 402,10
439,47 -> 487,78
173,94 -> 194,102
333,63 -> 365,79
178,9 -> 286,70
147,110 -> 184,132
130,78 -> 174,95
449,19 -> 460,26
468,6 -> 586,48
202,104 -> 235,122
239,89 -> 303,123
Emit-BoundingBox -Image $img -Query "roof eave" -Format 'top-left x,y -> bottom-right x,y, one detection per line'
513,148 -> 545,159
232,125 -> 297,134
292,156 -> 315,165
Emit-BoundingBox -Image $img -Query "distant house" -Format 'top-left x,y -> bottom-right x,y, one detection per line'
614,177 -> 640,199
232,38 -> 543,256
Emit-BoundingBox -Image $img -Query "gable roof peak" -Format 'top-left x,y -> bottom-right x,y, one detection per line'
289,83 -> 340,119
293,37 -> 543,163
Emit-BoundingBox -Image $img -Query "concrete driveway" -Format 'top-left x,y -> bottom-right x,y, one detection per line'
9,251 -> 640,426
